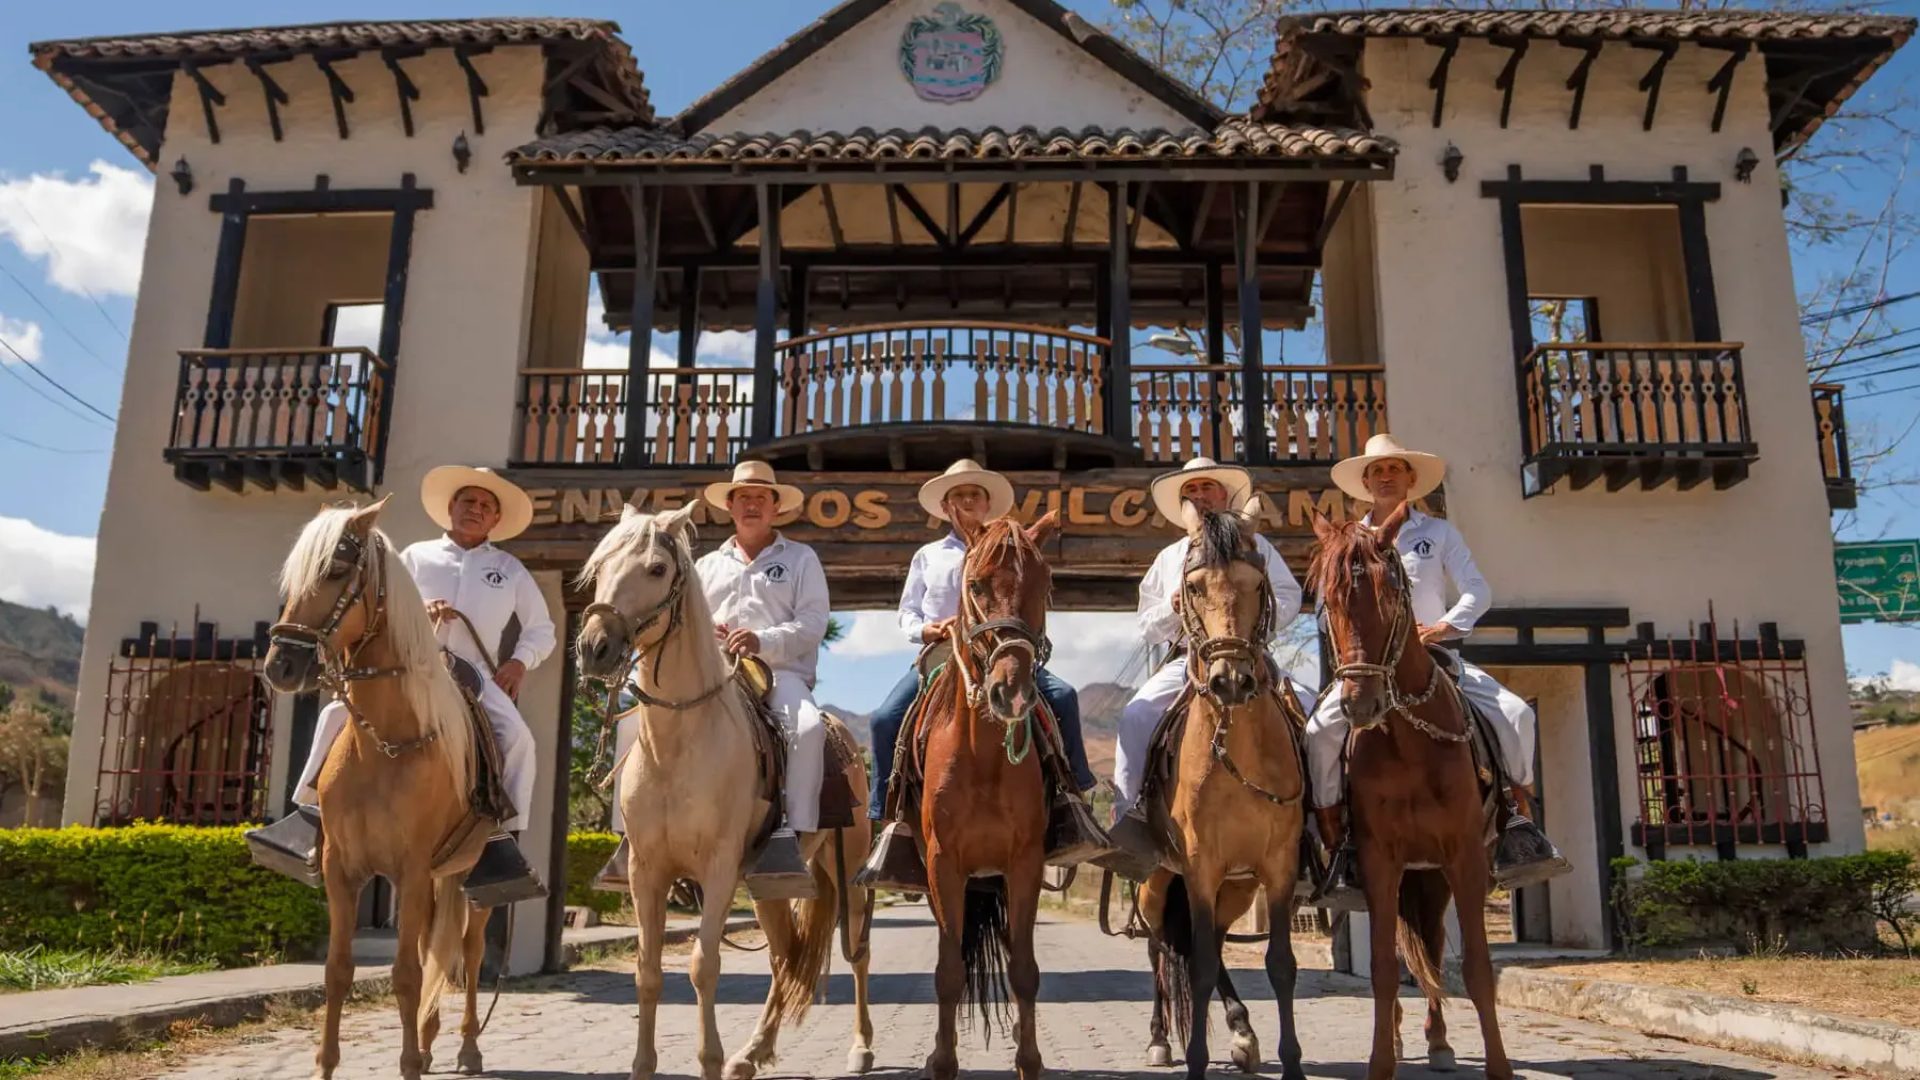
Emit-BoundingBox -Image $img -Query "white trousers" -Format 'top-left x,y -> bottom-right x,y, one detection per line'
1304,656 -> 1535,809
293,680 -> 538,832
1111,656 -> 1315,815
610,668 -> 826,835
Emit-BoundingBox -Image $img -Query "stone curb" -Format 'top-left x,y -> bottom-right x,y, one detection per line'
0,918 -> 757,1063
1455,964 -> 1920,1078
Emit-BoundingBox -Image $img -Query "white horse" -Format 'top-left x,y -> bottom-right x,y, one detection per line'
575,501 -> 874,1080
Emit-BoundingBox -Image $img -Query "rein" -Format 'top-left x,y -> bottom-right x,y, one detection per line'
950,532 -> 1051,765
1324,534 -> 1467,745
269,533 -> 434,759
1178,539 -> 1304,807
584,541 -> 740,714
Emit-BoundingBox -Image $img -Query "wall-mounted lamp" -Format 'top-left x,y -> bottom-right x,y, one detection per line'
1734,146 -> 1759,184
169,156 -> 194,196
1441,143 -> 1463,184
452,131 -> 472,174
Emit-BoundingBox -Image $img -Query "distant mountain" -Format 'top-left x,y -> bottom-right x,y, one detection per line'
0,599 -> 84,709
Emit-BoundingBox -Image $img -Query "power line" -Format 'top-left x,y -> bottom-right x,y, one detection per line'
1803,289 -> 1920,326
1808,324 -> 1920,363
0,261 -> 119,372
0,335 -> 115,422
1816,339 -> 1920,376
0,358 -> 107,426
1848,377 -> 1920,401
0,427 -> 105,454
1,188 -> 130,342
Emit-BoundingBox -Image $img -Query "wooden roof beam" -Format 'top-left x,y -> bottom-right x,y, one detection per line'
1705,43 -> 1749,133
1492,37 -> 1529,130
1633,40 -> 1680,131
956,183 -> 1013,247
687,185 -> 719,250
381,48 -> 423,137
820,184 -> 846,251
453,45 -> 492,134
243,58 -> 290,142
311,52 -> 355,139
1426,36 -> 1460,128
1311,180 -> 1355,251
893,185 -> 951,249
1190,181 -> 1217,249
179,62 -> 227,144
1063,181 -> 1082,250
1561,39 -> 1603,130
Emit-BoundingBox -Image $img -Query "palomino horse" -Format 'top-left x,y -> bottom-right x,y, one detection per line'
916,511 -> 1061,1080
574,502 -> 874,1080
1310,505 -> 1512,1080
1138,502 -> 1308,1080
263,498 -> 492,1080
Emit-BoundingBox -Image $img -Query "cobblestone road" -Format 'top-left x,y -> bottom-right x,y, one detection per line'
158,906 -> 1841,1080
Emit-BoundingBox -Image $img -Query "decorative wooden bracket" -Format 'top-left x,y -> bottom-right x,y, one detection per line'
244,59 -> 290,142
454,45 -> 492,135
312,52 -> 355,139
1426,36 -> 1460,129
1634,41 -> 1680,131
382,49 -> 423,137
1562,40 -> 1604,130
1492,37 -> 1530,129
180,63 -> 227,144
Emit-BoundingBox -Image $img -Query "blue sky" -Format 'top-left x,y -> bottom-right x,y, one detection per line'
2,1 -> 1919,714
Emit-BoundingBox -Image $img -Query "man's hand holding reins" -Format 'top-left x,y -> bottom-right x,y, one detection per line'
426,599 -> 454,624
922,617 -> 956,643
494,659 -> 527,700
721,626 -> 762,656
1417,621 -> 1456,646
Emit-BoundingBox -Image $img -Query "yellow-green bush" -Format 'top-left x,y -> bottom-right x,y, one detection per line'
566,832 -> 624,917
0,825 -> 328,965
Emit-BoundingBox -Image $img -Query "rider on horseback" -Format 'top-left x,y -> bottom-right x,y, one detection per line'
1107,457 -> 1305,871
248,466 -> 553,905
865,460 -> 1105,879
1310,434 -> 1569,907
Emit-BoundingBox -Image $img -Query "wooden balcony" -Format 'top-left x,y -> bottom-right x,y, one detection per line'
1519,343 -> 1756,497
166,347 -> 387,493
1812,382 -> 1855,511
508,321 -> 1389,471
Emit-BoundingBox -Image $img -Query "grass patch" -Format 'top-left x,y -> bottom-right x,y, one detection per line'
1526,952 -> 1920,1028
0,945 -> 215,993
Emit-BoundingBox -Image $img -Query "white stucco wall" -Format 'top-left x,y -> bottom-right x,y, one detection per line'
1358,35 -> 1862,885
708,0 -> 1196,134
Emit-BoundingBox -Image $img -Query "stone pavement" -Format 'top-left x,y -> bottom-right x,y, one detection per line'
151,905 -> 1843,1080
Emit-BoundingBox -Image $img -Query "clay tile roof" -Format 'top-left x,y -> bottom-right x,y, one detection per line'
1290,8 -> 1914,44
507,120 -> 1395,168
31,18 -> 653,167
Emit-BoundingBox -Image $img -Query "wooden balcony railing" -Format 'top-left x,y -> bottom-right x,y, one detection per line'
1812,382 -> 1855,511
513,367 -> 752,467
1519,343 -> 1757,495
775,322 -> 1108,437
166,347 -> 387,493
1132,364 -> 1387,464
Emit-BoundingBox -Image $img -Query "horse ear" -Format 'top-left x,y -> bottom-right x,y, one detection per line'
1239,494 -> 1264,529
1376,501 -> 1412,547
1026,509 -> 1062,547
658,501 -> 697,546
620,499 -> 644,521
349,493 -> 391,531
1310,510 -> 1340,544
1181,499 -> 1204,538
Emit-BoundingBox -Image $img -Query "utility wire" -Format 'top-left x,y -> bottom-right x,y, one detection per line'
1802,290 -> 1920,326
1814,339 -> 1920,376
1808,324 -> 1920,363
0,358 -> 107,426
0,427 -> 105,454
0,334 -> 115,422
0,261 -> 119,372
1,188 -> 130,341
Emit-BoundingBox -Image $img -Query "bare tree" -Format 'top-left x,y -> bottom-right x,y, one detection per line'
0,702 -> 68,828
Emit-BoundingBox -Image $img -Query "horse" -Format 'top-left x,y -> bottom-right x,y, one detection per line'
262,497 -> 492,1080
574,501 -> 874,1080
914,510 -> 1062,1080
1136,501 -> 1308,1080
1309,504 -> 1512,1080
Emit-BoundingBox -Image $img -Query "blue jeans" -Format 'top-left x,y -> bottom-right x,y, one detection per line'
867,664 -> 1094,819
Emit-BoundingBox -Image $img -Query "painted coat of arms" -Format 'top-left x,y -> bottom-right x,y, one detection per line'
899,3 -> 1004,103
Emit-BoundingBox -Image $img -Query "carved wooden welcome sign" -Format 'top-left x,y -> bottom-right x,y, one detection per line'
502,467 -> 1441,609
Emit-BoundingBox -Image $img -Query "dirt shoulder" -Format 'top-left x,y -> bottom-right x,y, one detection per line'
1515,953 -> 1920,1029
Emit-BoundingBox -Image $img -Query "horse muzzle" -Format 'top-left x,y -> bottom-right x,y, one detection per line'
574,615 -> 627,678
1342,679 -> 1391,730
263,642 -> 322,694
1205,659 -> 1258,708
986,676 -> 1038,723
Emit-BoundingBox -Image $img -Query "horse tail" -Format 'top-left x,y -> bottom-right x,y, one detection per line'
1396,868 -> 1450,1006
417,875 -> 469,1031
1152,874 -> 1196,1050
961,879 -> 1013,1040
770,862 -> 838,1025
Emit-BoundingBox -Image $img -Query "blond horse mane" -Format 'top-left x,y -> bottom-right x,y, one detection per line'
279,507 -> 472,797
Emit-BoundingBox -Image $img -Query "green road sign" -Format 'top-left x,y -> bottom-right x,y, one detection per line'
1836,540 -> 1920,624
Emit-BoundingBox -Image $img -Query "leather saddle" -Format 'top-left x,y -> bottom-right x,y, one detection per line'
1424,646 -> 1507,848
732,655 -> 861,836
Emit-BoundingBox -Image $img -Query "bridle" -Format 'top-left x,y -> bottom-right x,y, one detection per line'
1179,539 -> 1279,706
581,531 -> 738,713
951,529 -> 1051,761
1323,537 -> 1466,744
268,530 -> 430,758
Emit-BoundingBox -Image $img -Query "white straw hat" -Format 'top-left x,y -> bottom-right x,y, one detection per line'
1148,457 -> 1254,523
702,460 -> 805,515
1329,433 -> 1446,503
420,466 -> 535,541
918,459 -> 1016,522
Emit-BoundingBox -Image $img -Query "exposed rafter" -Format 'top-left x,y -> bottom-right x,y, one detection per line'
1562,40 -> 1603,130
1492,37 -> 1529,130
180,62 -> 226,144
895,185 -> 951,249
243,58 -> 289,142
312,52 -> 354,139
1003,182 -> 1019,244
1190,181 -> 1217,249
956,183 -> 1013,247
1425,36 -> 1460,128
1127,180 -> 1152,249
687,186 -> 719,250
1256,181 -> 1287,243
885,184 -> 903,249
1706,44 -> 1750,133
1062,181 -> 1082,250
1312,181 -> 1355,250
381,49 -> 422,137
1634,41 -> 1680,131
453,45 -> 491,134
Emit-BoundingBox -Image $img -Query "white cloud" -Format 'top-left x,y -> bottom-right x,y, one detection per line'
829,611 -> 917,661
1884,659 -> 1920,692
0,161 -> 152,298
826,610 -> 1151,688
0,517 -> 94,621
0,314 -> 44,364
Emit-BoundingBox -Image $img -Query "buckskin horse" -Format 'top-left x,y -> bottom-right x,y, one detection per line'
1135,501 -> 1308,1080
574,502 -> 874,1080
1310,505 -> 1513,1080
263,498 -> 493,1080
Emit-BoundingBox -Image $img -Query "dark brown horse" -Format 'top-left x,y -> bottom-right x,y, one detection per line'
916,511 -> 1060,1080
1310,505 -> 1512,1080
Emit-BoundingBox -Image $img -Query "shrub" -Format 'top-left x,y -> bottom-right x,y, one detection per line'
0,825 -> 328,965
566,832 -> 624,918
1612,850 -> 1920,955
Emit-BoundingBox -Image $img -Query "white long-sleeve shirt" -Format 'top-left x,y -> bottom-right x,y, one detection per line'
1136,532 -> 1304,649
400,537 -> 556,673
695,533 -> 831,685
1363,509 -> 1490,633
897,532 -> 968,645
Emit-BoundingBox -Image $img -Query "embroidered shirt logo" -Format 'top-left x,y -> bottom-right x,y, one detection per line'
483,568 -> 507,587
1411,539 -> 1434,559
764,563 -> 789,583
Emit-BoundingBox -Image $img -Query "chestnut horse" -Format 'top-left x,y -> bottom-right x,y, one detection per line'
1138,502 -> 1307,1080
264,498 -> 491,1080
574,502 -> 874,1080
915,512 -> 1061,1080
1309,506 -> 1511,1080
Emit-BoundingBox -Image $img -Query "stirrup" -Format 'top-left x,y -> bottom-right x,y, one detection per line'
1309,842 -> 1368,914
1091,808 -> 1160,882
1491,816 -> 1573,890
591,836 -> 631,893
854,820 -> 928,893
464,832 -> 549,908
1045,791 -> 1117,868
745,828 -> 816,901
245,806 -> 323,887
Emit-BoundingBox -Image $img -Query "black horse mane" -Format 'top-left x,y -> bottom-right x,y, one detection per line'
1194,509 -> 1248,570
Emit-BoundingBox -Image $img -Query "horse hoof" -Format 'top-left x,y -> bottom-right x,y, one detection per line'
1428,1048 -> 1456,1072
458,1048 -> 485,1075
1392,1033 -> 1405,1060
1147,1044 -> 1173,1067
1230,1035 -> 1261,1072
848,1047 -> 875,1074
723,1057 -> 758,1080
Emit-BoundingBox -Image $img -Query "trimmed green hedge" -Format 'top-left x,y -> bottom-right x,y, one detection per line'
0,825 -> 328,965
566,832 -> 624,918
1612,850 -> 1919,953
